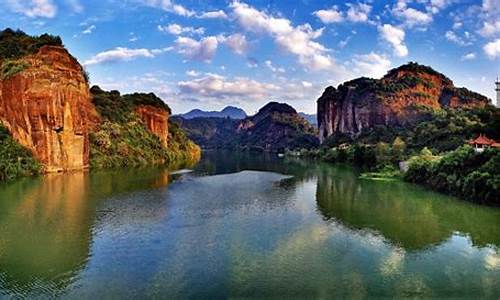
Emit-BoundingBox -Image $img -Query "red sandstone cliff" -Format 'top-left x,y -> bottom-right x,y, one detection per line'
0,46 -> 99,172
135,105 -> 169,147
317,63 -> 490,143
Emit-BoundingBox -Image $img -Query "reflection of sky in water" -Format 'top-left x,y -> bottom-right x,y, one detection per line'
0,155 -> 499,298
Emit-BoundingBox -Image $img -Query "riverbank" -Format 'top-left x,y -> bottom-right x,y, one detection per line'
286,144 -> 499,205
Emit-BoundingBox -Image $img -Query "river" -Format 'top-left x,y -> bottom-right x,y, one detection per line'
0,151 -> 499,298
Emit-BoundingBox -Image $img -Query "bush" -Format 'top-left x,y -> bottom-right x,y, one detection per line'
0,125 -> 41,181
404,145 -> 500,205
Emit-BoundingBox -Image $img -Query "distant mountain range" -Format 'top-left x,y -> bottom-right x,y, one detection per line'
298,113 -> 317,126
172,102 -> 318,152
176,106 -> 247,119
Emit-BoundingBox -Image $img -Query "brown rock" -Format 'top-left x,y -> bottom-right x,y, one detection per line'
135,105 -> 169,147
317,63 -> 490,143
0,46 -> 99,172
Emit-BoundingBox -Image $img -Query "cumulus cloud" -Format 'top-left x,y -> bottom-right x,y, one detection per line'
346,3 -> 372,23
230,1 -> 333,71
6,0 -> 57,18
178,73 -> 279,99
379,24 -> 408,57
158,23 -> 205,35
265,60 -> 285,73
217,33 -> 249,55
175,36 -> 219,62
83,47 -> 156,66
461,52 -> 476,60
392,1 -> 432,28
351,52 -> 391,78
445,30 -> 470,46
479,21 -> 500,37
484,39 -> 500,59
186,70 -> 200,77
313,6 -> 343,24
198,10 -> 228,19
140,0 -> 195,17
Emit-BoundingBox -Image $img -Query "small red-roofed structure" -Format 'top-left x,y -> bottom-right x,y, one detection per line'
468,134 -> 500,152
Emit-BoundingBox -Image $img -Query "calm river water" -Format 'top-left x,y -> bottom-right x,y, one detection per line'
0,151 -> 499,298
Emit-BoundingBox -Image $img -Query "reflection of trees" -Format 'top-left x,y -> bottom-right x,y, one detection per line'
315,164 -> 500,250
0,165 -> 179,296
0,173 -> 93,296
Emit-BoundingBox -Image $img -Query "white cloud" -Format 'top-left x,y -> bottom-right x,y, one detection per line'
175,36 -> 218,62
7,0 -> 57,18
217,33 -> 248,55
230,1 -> 333,71
65,0 -> 83,13
82,25 -> 96,34
301,81 -> 313,88
158,23 -> 205,35
198,10 -> 228,19
83,47 -> 155,66
351,52 -> 391,78
346,3 -> 372,23
479,21 -> 500,37
313,6 -> 343,24
445,30 -> 469,46
140,0 -> 195,17
265,60 -> 285,73
186,70 -> 200,77
379,24 -> 408,57
461,52 -> 476,60
392,1 -> 432,28
178,73 -> 279,99
484,39 -> 500,59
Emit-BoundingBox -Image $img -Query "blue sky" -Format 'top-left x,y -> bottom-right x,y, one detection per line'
0,0 -> 498,114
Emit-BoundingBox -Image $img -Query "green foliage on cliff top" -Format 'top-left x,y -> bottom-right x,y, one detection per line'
0,28 -> 62,60
0,59 -> 30,80
89,87 -> 199,169
0,125 -> 41,181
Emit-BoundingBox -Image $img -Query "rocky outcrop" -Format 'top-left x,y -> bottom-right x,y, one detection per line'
0,46 -> 99,172
135,105 -> 169,147
317,62 -> 490,143
175,102 -> 319,151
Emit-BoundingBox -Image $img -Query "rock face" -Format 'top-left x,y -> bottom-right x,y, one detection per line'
135,105 -> 169,147
0,46 -> 99,172
317,63 -> 490,143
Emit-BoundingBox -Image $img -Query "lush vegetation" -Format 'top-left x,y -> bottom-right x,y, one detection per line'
0,125 -> 41,181
174,102 -> 318,152
323,106 -> 499,153
0,28 -> 62,60
90,86 -> 200,169
404,146 -> 499,205
0,59 -> 30,80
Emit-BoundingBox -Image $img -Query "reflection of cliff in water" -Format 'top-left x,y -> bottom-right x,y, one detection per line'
315,164 -> 500,250
0,166 -> 178,296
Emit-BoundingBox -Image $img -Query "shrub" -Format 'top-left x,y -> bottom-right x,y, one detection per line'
0,124 -> 41,181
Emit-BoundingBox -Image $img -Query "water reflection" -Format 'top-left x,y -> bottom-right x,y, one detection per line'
0,164 -> 187,297
315,164 -> 500,250
0,152 -> 498,298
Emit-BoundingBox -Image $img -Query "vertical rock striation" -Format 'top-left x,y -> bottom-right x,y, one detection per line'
317,63 -> 490,143
134,105 -> 169,147
0,46 -> 99,172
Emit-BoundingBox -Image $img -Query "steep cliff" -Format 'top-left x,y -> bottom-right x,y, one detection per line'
174,102 -> 319,151
89,86 -> 200,168
318,62 -> 490,143
0,44 -> 99,172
